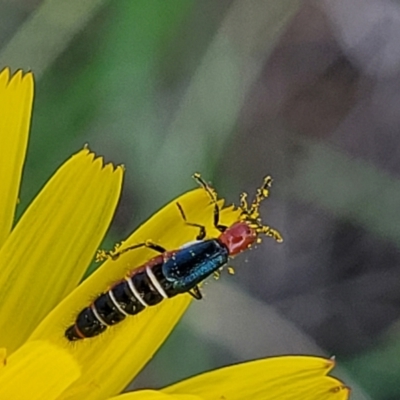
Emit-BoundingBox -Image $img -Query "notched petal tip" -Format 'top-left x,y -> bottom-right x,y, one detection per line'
11,70 -> 23,82
79,146 -> 124,174
21,70 -> 34,85
0,68 -> 34,87
0,67 -> 11,79
78,147 -> 93,159
103,161 -> 125,175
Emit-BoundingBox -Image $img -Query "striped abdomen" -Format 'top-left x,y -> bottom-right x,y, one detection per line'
65,256 -> 174,341
65,240 -> 229,341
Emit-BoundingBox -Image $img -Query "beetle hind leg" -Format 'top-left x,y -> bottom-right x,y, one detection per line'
189,286 -> 202,300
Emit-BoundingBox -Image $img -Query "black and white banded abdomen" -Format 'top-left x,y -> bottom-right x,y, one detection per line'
65,262 -> 172,341
65,239 -> 228,341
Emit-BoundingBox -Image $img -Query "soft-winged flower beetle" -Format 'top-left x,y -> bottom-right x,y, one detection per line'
65,174 -> 282,341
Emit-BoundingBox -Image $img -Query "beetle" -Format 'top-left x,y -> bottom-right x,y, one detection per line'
65,174 -> 282,341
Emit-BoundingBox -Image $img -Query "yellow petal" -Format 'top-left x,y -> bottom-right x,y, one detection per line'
0,340 -> 80,400
31,187 -> 240,400
0,68 -> 33,246
107,390 -> 201,400
163,356 -> 350,400
0,348 -> 6,370
0,149 -> 123,352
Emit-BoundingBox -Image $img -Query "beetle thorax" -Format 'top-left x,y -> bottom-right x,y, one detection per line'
218,222 -> 257,256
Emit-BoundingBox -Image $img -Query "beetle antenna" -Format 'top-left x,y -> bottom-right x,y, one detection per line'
239,176 -> 283,243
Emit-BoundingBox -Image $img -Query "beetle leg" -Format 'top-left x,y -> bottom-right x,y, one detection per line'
176,202 -> 206,240
97,240 -> 167,261
192,173 -> 227,233
189,286 -> 202,300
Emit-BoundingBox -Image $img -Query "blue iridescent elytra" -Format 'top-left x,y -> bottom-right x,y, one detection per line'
162,240 -> 229,293
65,174 -> 283,341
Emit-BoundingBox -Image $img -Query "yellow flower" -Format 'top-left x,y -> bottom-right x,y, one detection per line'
0,68 -> 350,400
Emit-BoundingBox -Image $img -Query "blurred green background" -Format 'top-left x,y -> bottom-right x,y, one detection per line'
2,0 -> 400,398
